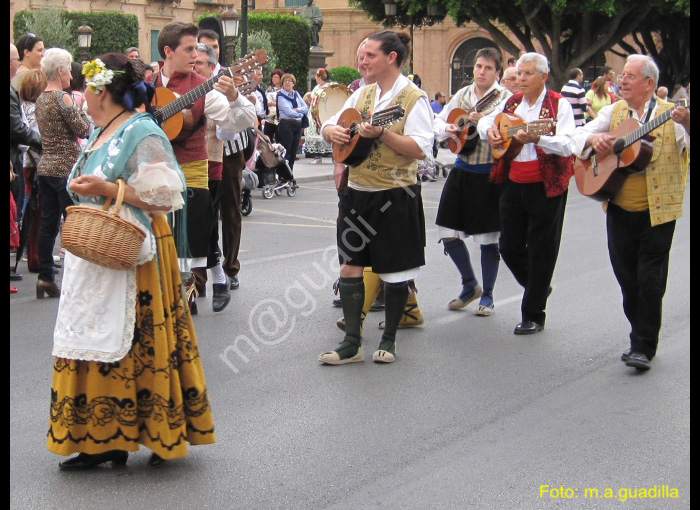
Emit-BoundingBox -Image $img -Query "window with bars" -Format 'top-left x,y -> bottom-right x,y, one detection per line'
450,37 -> 499,95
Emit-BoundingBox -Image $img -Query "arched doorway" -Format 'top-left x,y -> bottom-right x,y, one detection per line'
450,37 -> 499,95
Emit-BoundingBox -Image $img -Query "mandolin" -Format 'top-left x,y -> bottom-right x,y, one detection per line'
491,112 -> 556,160
574,99 -> 688,201
446,88 -> 501,155
332,105 -> 405,166
150,50 -> 267,141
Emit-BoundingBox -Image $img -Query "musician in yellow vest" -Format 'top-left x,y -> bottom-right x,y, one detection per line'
572,55 -> 690,371
318,31 -> 434,365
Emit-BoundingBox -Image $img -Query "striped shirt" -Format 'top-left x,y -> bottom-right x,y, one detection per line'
560,80 -> 587,127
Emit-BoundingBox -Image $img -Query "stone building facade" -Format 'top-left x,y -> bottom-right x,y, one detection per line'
11,0 -> 623,101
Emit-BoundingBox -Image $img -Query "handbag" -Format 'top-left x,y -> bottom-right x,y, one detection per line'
61,179 -> 147,270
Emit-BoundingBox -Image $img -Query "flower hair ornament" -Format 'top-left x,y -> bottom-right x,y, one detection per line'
82,58 -> 124,93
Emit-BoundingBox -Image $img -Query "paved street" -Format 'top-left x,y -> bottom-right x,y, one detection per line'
10,160 -> 690,509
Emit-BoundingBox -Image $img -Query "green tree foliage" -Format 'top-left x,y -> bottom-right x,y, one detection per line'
14,8 -> 77,55
246,30 -> 280,82
348,0 -> 689,89
14,10 -> 138,62
328,66 -> 362,85
610,0 -> 689,87
199,12 -> 311,94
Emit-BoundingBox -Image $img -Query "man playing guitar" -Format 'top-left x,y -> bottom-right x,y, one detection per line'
571,54 -> 690,371
481,53 -> 576,336
149,22 -> 255,312
433,47 -> 510,317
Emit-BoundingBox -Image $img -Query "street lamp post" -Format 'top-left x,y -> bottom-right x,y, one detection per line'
76,21 -> 93,63
221,6 -> 240,65
383,0 -> 398,17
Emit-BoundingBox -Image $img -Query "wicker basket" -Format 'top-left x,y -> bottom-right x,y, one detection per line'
62,179 -> 147,270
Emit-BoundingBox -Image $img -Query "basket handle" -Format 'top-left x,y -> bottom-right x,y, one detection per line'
102,179 -> 126,216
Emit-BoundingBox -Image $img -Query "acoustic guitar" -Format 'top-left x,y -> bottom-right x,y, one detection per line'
574,99 -> 688,201
491,112 -> 557,160
151,50 -> 267,141
446,88 -> 501,155
332,105 -> 405,166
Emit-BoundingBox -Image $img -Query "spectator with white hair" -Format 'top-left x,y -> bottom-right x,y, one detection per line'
34,47 -> 90,299
480,52 -> 576,335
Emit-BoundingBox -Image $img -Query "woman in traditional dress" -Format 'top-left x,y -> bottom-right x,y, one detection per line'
47,53 -> 215,470
303,68 -> 334,164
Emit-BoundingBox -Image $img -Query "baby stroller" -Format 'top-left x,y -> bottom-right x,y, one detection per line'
417,139 -> 443,182
240,167 -> 258,216
252,128 -> 299,199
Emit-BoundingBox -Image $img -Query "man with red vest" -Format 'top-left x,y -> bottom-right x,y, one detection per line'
151,22 -> 255,312
480,52 -> 575,335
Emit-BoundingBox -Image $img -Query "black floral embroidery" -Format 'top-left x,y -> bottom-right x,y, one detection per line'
138,290 -> 153,307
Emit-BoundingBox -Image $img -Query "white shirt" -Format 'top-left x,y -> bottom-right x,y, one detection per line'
322,74 -> 434,158
252,88 -> 266,118
571,98 -> 689,159
159,72 -> 256,135
478,87 -> 575,162
433,81 -> 510,140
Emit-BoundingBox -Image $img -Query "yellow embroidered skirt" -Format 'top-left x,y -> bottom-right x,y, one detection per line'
47,214 -> 215,458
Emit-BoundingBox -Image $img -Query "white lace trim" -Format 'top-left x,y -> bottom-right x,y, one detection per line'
129,160 -> 185,211
52,254 -> 137,363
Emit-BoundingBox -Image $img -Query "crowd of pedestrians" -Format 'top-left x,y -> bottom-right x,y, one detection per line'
9,24 -> 689,473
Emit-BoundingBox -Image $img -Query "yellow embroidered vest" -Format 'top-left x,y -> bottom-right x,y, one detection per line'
349,84 -> 427,189
609,99 -> 689,226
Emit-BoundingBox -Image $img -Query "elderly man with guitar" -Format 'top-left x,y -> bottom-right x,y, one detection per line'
318,30 -> 433,365
571,54 -> 690,371
481,52 -> 576,336
149,22 -> 256,313
433,47 -> 511,317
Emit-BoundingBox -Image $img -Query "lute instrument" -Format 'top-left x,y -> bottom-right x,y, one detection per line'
150,49 -> 267,141
446,88 -> 501,155
332,105 -> 405,166
491,112 -> 557,160
574,98 -> 689,201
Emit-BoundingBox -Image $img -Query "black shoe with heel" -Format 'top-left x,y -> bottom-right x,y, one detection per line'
149,453 -> 166,467
58,450 -> 128,471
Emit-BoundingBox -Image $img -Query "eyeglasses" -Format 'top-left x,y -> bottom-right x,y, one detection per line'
619,73 -> 650,82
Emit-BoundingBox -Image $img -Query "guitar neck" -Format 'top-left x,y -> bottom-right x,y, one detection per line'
370,106 -> 402,126
618,103 -> 679,152
348,106 -> 403,136
155,70 -> 230,123
504,121 -> 553,139
474,89 -> 499,113
153,50 -> 268,123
